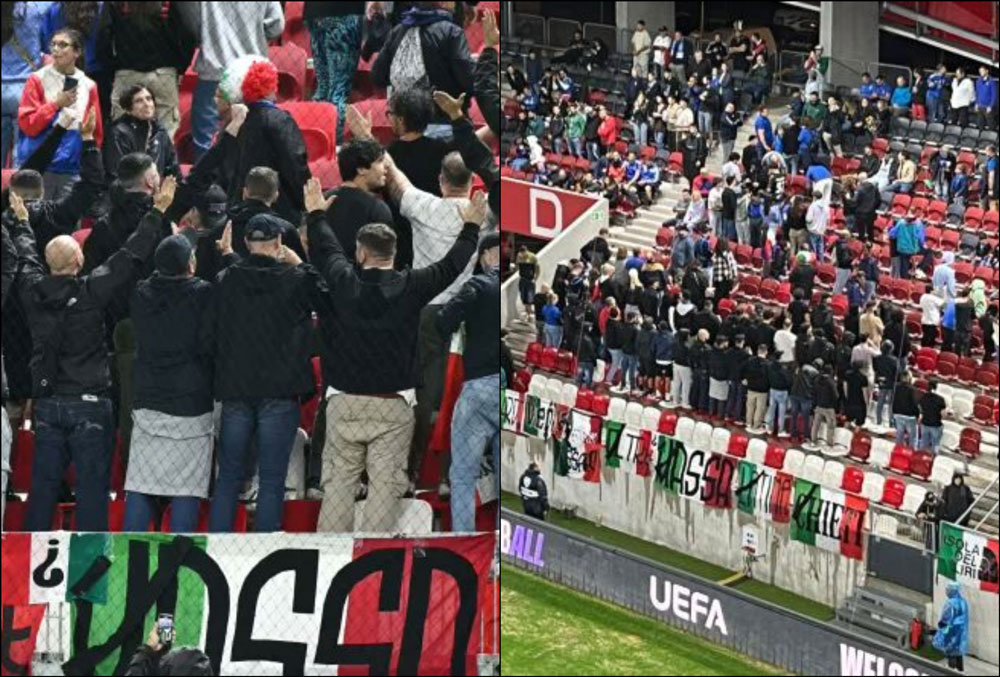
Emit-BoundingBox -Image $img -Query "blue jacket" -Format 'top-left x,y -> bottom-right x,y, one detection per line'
932,583 -> 970,658
542,304 -> 562,326
975,76 -> 997,109
875,81 -> 892,99
890,86 -> 912,108
890,219 -> 923,255
652,330 -> 675,361
950,173 -> 968,200
859,81 -> 877,99
926,72 -> 948,99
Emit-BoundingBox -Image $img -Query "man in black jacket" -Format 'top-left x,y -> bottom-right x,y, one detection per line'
9,176 -> 174,532
372,3 -> 476,136
853,178 -> 880,242
807,364 -> 839,450
207,212 -> 327,534
519,462 -> 549,520
103,85 -> 181,183
789,360 -> 819,443
435,231 -> 500,533
304,177 -> 481,533
743,343 -> 771,433
1,227 -> 15,524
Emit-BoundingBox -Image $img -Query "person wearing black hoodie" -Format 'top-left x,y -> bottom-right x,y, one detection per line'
519,462 -> 549,520
618,312 -> 641,394
726,334 -> 751,423
689,329 -> 712,413
807,364 -> 839,449
872,340 -> 899,428
743,343 -> 771,432
122,233 -> 220,533
707,335 -> 730,419
9,175 -> 174,533
636,317 -> 657,394
577,326 -> 597,387
940,473 -> 974,526
789,359 -> 819,442
652,321 -> 675,400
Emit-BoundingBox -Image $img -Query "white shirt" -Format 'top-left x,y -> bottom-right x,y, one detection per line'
806,201 -> 828,236
400,185 -> 476,306
632,30 -> 651,58
920,292 -> 945,326
774,329 -> 797,362
652,35 -> 672,66
951,76 -> 975,108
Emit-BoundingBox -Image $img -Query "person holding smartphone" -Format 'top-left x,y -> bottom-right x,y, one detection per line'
123,617 -> 214,676
16,27 -> 104,200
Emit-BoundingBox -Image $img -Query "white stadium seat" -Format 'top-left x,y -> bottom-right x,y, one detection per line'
930,455 -> 960,487
693,421 -> 714,450
801,454 -> 825,484
675,417 -> 696,445
746,438 -> 768,465
821,460 -> 845,489
710,427 -> 731,455
608,397 -> 628,423
625,401 -> 645,428
861,472 -> 886,503
642,406 -> 661,432
561,382 -> 578,407
544,377 -> 563,404
901,483 -> 927,515
528,373 -> 547,396
783,448 -> 806,477
869,438 -> 893,470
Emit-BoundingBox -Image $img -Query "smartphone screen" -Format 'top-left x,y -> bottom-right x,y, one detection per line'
63,76 -> 78,91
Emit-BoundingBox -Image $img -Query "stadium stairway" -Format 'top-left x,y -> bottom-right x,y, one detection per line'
834,579 -> 928,649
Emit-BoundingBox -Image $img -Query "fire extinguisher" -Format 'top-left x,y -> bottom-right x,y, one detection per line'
910,617 -> 925,650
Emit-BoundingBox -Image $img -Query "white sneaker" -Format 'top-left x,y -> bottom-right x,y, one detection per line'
802,442 -> 819,451
306,487 -> 325,501
778,432 -> 791,439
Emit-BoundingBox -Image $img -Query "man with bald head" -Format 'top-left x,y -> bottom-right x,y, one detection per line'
6,176 -> 176,532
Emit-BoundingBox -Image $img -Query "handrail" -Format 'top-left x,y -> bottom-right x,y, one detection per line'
956,472 -> 999,530
882,2 -> 998,50
974,500 -> 998,532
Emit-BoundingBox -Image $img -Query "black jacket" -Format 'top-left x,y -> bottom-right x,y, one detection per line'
227,199 -> 307,261
231,103 -> 310,225
791,363 -> 819,400
124,645 -> 212,677
11,207 -> 165,397
855,181 -> 879,215
130,274 -> 215,417
373,14 -> 476,125
519,468 -> 549,519
435,269 -> 500,382
708,346 -> 730,381
743,355 -> 770,392
306,209 -> 478,394
1,227 -> 16,401
475,47 -> 500,135
814,374 -> 838,408
97,0 -> 197,73
212,253 -> 325,401
767,359 -> 792,391
104,114 -> 180,183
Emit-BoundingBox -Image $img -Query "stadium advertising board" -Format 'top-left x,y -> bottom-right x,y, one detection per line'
501,510 -> 957,676
499,178 -> 603,240
1,532 -> 494,676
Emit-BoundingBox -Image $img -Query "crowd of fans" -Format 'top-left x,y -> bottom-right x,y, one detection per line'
1,1 -> 501,541
504,19 -> 999,459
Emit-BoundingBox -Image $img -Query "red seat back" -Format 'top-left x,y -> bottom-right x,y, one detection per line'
881,478 -> 906,508
591,394 -> 610,416
727,433 -> 748,458
849,433 -> 871,462
658,411 -> 678,435
889,444 -> 913,474
525,342 -> 544,366
282,499 -> 322,532
841,466 -> 864,493
764,444 -> 786,470
910,451 -> 933,480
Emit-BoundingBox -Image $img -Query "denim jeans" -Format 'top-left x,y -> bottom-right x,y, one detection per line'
1,81 -> 24,167
833,268 -> 851,295
192,78 -> 221,161
766,389 -> 788,433
788,396 -> 813,439
577,362 -> 594,387
632,121 -> 648,147
544,324 -> 563,348
875,388 -> 894,426
920,424 -> 943,454
568,137 -> 584,157
894,414 -> 917,446
726,380 -> 746,421
607,348 -> 624,384
621,353 -> 638,390
26,395 -> 114,532
810,234 -> 825,259
450,374 -> 501,533
586,140 -> 601,161
124,491 -> 200,532
209,398 -> 300,532
697,110 -> 713,136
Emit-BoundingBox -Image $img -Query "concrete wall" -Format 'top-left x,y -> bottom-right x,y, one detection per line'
933,575 -> 999,665
820,1 -> 880,89
615,2 -> 675,53
501,431 -> 866,610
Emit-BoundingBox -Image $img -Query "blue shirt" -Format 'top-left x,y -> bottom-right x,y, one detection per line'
926,72 -> 948,98
891,86 -> 912,108
859,81 -> 877,99
875,81 -> 892,99
975,76 -> 997,109
625,256 -> 646,271
639,164 -> 660,183
1,2 -> 54,84
542,304 -> 562,326
624,160 -> 641,182
754,114 -> 773,147
805,164 -> 831,183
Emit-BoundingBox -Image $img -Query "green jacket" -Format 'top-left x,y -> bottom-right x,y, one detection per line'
567,112 -> 586,139
802,101 -> 828,124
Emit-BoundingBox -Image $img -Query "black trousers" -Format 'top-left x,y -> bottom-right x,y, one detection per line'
947,655 -> 964,672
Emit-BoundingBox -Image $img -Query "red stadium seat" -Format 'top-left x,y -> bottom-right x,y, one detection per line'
888,444 -> 913,474
910,450 -> 933,481
973,395 -> 995,424
941,229 -> 960,251
11,426 -> 34,493
667,152 -> 683,175
309,157 -> 342,190
890,194 -> 911,217
764,444 -> 786,470
909,197 -> 928,218
525,342 -> 543,367
739,274 -> 761,299
871,137 -> 889,156
540,346 -> 558,370
268,42 -> 308,102
282,499 -> 322,532
575,388 -> 594,411
591,393 -> 610,416
963,206 -> 984,229
881,477 -> 906,509
727,433 -> 748,458
831,295 -> 848,317
658,411 -> 678,436
926,200 -> 947,224
849,433 -> 871,463
775,282 -> 792,305
785,175 -> 807,196
301,127 -> 333,162
979,365 -> 999,389
983,210 -> 999,233
959,428 -> 981,459
511,368 -> 532,393
718,298 -> 736,318
816,262 -> 836,285
841,466 -> 864,493
556,350 -> 576,377
350,98 -> 395,145
278,102 -> 338,157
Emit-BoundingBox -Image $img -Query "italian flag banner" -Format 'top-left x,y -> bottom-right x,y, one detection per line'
501,388 -> 524,433
553,409 -> 602,482
791,480 -> 868,561
736,461 -> 793,524
938,524 -> 1000,594
603,421 -> 653,477
521,394 -> 556,440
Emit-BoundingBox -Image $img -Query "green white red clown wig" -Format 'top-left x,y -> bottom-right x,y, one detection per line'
218,55 -> 278,105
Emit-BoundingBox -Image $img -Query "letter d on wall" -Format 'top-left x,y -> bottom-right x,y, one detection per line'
529,188 -> 563,238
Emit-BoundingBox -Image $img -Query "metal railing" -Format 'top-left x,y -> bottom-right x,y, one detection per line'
867,501 -> 939,554
868,61 -> 913,89
582,22 -> 617,54
957,472 -> 999,529
549,17 -> 582,49
513,12 -> 547,46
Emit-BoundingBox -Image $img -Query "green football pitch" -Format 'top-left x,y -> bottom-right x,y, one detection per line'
501,565 -> 791,676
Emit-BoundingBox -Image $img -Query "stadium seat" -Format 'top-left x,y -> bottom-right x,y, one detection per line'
525,342 -> 543,367
540,346 -> 558,370
278,102 -> 338,157
909,450 -> 933,481
783,448 -> 805,476
268,42 -> 308,102
642,406 -> 661,433
973,395 -> 995,424
764,444 -> 786,470
693,421 -> 714,450
901,483 -> 927,515
868,438 -> 894,470
625,401 -> 644,428
848,432 -> 871,462
591,393 -> 610,416
301,127 -> 333,161
841,465 -> 864,493
888,444 -> 913,474
556,349 -> 576,377
821,460 -> 844,489
746,437 -> 768,466
881,477 -> 906,509
310,158 -> 342,190
800,454 -> 825,484
727,432 -> 748,457
658,411 -> 678,435
575,388 -> 594,411
675,416 -> 696,446
608,397 -> 627,423
282,499 -> 322,532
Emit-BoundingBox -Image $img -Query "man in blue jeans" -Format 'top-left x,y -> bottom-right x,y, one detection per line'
8,155 -> 174,532
436,232 -> 500,533
208,212 -> 328,532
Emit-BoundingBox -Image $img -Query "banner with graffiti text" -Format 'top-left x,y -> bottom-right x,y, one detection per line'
1,532 -> 496,676
502,389 -> 867,561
